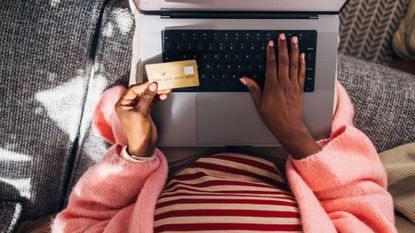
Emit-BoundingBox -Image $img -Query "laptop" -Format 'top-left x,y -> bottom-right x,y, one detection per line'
129,0 -> 347,147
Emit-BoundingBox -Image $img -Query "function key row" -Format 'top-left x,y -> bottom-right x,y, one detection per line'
163,30 -> 317,42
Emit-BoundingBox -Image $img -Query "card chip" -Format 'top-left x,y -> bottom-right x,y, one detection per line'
183,66 -> 194,75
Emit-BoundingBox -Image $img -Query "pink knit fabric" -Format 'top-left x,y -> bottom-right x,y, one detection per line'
52,82 -> 396,233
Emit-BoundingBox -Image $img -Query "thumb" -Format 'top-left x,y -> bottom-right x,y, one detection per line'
136,82 -> 158,116
240,77 -> 262,108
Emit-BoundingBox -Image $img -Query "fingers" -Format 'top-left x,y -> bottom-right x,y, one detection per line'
157,89 -> 172,101
118,82 -> 171,106
298,53 -> 306,90
265,40 -> 278,89
117,83 -> 149,107
278,33 -> 289,84
240,77 -> 262,109
158,89 -> 172,95
290,36 -> 299,84
136,82 -> 158,116
159,94 -> 168,101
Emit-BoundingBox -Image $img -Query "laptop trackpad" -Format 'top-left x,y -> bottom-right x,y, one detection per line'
196,93 -> 277,146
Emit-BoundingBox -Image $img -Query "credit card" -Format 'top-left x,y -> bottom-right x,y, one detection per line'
145,60 -> 200,91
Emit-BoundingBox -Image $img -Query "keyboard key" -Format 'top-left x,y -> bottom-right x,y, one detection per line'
179,31 -> 188,40
238,42 -> 247,50
190,32 -> 198,40
185,42 -> 193,51
254,32 -> 262,41
176,42 -> 184,50
210,73 -> 218,79
213,63 -> 223,70
201,32 -> 210,40
212,32 -> 220,40
254,53 -> 265,61
163,31 -> 176,41
243,32 -> 253,40
246,63 -> 254,70
163,41 -> 172,52
225,63 -> 234,71
220,73 -> 228,79
204,63 -> 213,70
243,54 -> 252,61
251,73 -> 259,79
223,54 -> 231,60
191,54 -> 198,60
259,42 -> 267,51
229,31 -> 241,41
223,32 -> 231,41
264,31 -> 274,41
196,42 -> 203,51
206,42 -> 214,51
216,42 -> 225,51
256,63 -> 265,71
227,42 -> 236,51
233,54 -> 242,60
201,54 -> 210,60
230,73 -> 239,79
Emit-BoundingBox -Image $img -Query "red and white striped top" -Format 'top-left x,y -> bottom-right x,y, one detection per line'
154,153 -> 302,232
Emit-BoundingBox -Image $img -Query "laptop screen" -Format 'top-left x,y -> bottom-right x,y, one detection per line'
140,0 -> 348,13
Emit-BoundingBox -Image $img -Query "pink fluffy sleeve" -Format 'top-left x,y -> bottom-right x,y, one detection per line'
51,146 -> 168,233
286,82 -> 396,233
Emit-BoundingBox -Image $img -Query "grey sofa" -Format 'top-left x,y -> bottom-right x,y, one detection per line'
0,0 -> 414,232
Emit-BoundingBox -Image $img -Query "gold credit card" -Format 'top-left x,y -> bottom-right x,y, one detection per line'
145,60 -> 200,91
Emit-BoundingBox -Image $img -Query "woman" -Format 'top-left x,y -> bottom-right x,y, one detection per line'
52,34 -> 397,233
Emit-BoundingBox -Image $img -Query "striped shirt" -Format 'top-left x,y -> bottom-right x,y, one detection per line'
154,153 -> 302,232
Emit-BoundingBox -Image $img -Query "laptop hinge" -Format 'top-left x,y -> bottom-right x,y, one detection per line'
160,9 -> 318,19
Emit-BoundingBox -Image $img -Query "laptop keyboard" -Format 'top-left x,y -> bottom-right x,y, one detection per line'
162,30 -> 317,92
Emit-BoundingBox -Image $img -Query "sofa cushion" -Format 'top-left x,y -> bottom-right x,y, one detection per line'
339,0 -> 410,64
0,201 -> 23,233
64,0 -> 134,200
0,0 -> 108,220
337,54 -> 415,152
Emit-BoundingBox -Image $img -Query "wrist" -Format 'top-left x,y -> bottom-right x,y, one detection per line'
122,146 -> 156,162
127,144 -> 154,157
272,123 -> 309,144
276,126 -> 321,160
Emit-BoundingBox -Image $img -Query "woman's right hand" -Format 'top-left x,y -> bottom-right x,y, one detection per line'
240,34 -> 321,159
115,82 -> 171,157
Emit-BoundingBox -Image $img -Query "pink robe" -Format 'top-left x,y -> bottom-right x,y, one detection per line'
52,82 -> 396,233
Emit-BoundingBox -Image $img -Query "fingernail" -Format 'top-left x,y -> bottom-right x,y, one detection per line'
301,53 -> 305,60
239,78 -> 248,86
292,36 -> 298,44
280,33 -> 286,40
149,82 -> 157,92
160,95 -> 167,100
269,40 -> 274,47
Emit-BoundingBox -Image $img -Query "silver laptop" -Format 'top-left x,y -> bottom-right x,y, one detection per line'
131,0 -> 347,147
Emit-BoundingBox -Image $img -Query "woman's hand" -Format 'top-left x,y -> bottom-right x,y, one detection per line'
240,34 -> 321,159
115,82 -> 171,157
